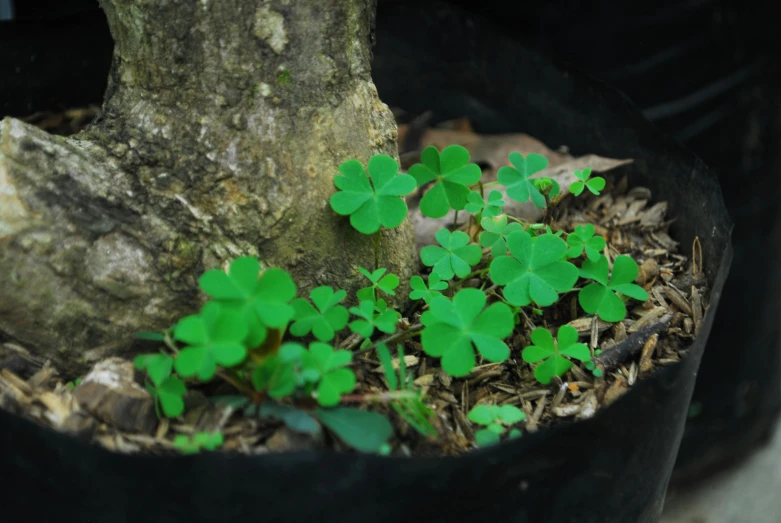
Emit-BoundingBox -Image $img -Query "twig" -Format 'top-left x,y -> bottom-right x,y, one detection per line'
592,314 -> 673,372
351,323 -> 425,358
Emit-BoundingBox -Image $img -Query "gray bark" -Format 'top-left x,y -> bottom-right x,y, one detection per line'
0,0 -> 415,375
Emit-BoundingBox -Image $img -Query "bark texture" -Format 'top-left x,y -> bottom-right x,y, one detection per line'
0,0 -> 415,375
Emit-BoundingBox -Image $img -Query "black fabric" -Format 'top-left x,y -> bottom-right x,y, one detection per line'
0,3 -> 732,522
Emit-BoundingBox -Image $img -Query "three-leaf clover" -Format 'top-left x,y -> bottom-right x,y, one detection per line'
356,267 -> 399,302
409,273 -> 448,304
145,375 -> 186,418
567,224 -> 606,261
173,302 -> 249,381
408,145 -> 483,218
467,404 -> 526,446
522,325 -> 591,385
465,190 -> 505,218
569,168 -> 606,196
489,230 -> 579,307
578,255 -> 649,322
479,214 -> 524,256
420,228 -> 482,281
497,152 -> 549,209
134,353 -> 174,387
199,257 -> 296,348
251,343 -> 306,398
420,288 -> 514,377
290,286 -> 349,341
329,154 -> 417,234
349,300 -> 399,338
301,343 -> 356,407
173,431 -> 224,454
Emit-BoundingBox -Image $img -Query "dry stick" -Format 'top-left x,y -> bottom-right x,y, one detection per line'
592,314 -> 673,373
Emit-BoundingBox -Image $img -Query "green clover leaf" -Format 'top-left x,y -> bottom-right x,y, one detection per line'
173,302 -> 249,381
567,224 -> 606,261
173,431 -> 224,455
301,343 -> 356,407
421,288 -> 515,377
569,168 -> 606,196
420,228 -> 482,281
198,257 -> 296,348
578,255 -> 649,322
329,155 -> 417,234
349,299 -> 399,338
290,286 -> 349,341
251,343 -> 306,398
532,177 -> 561,200
467,404 -> 526,447
479,214 -> 525,256
465,190 -> 505,218
356,267 -> 399,302
133,353 -> 173,387
408,145 -> 483,218
146,376 -> 186,418
489,230 -> 579,307
497,152 -> 549,209
522,325 -> 591,385
409,273 -> 448,304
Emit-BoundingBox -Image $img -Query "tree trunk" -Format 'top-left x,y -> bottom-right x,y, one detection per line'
0,0 -> 415,375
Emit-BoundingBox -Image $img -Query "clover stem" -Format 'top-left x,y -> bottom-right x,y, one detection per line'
450,268 -> 490,290
453,210 -> 459,229
374,230 -> 382,270
481,181 -> 501,189
478,181 -> 485,199
351,323 -> 425,358
216,368 -> 257,399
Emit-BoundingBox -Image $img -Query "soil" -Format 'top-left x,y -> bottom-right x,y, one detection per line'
0,108 -> 709,457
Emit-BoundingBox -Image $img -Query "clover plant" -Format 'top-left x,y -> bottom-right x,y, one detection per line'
497,152 -> 549,208
522,325 -> 591,385
569,168 -> 605,196
409,145 -> 482,218
467,404 -> 525,446
567,223 -> 606,262
578,255 -> 649,322
420,228 -> 482,281
329,154 -> 416,234
489,230 -> 579,307
420,288 -> 514,377
130,145 -> 656,455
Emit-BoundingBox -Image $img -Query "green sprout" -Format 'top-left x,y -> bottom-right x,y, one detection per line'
465,190 -> 505,218
300,343 -> 356,407
467,404 -> 525,447
419,228 -> 482,281
135,352 -> 186,417
290,286 -> 349,342
377,343 -> 437,437
578,255 -> 649,322
173,431 -> 224,455
420,288 -> 514,377
489,230 -> 579,307
356,267 -> 399,302
312,407 -> 393,454
172,302 -> 249,381
479,214 -> 524,256
521,325 -> 591,385
409,273 -> 448,304
251,342 -> 306,399
198,256 -> 296,348
569,168 -> 605,196
567,223 -> 607,262
497,152 -> 549,209
408,145 -> 482,218
349,299 -> 399,338
329,154 -> 416,234
532,177 -> 560,200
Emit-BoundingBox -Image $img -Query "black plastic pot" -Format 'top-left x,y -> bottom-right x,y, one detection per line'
429,0 -> 781,481
0,3 -> 732,523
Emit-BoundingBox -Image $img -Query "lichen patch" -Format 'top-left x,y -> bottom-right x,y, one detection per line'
253,7 -> 288,54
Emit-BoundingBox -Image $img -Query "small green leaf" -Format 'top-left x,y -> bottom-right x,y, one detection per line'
259,402 -> 321,435
409,273 -> 449,304
522,325 -> 591,385
465,190 -> 505,218
173,431 -> 224,454
497,152 -> 549,209
479,214 -> 524,257
566,224 -> 606,262
570,168 -> 605,196
578,255 -> 649,322
349,300 -> 399,338
329,155 -> 416,234
135,331 -> 166,341
475,428 -> 501,447
356,268 -> 400,302
156,376 -> 186,418
314,407 -> 393,453
409,145 -> 483,218
301,343 -> 356,407
420,228 -> 483,280
376,342 -> 399,390
290,286 -> 349,341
